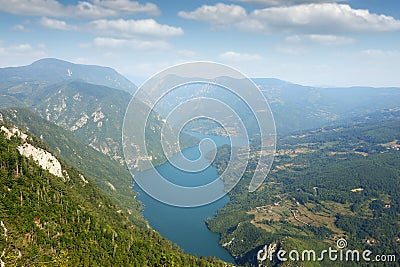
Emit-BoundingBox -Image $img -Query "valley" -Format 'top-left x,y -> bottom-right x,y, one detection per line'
0,59 -> 399,266
1,0 -> 400,266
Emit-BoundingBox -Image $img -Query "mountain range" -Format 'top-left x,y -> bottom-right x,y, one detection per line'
2,59 -> 400,162
0,58 -> 399,266
0,59 -> 184,167
255,78 -> 400,135
0,58 -> 136,94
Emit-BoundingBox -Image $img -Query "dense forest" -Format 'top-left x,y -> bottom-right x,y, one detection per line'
0,119 -> 231,266
207,119 -> 400,266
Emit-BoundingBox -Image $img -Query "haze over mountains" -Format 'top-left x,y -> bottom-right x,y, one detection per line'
256,78 -> 400,135
0,58 -> 136,94
2,58 -> 399,146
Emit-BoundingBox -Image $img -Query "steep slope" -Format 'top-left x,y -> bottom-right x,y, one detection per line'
32,81 -> 129,163
0,58 -> 136,94
0,118 -> 231,266
0,108 -> 143,226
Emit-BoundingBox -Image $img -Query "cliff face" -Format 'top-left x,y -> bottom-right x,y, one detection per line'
17,143 -> 64,178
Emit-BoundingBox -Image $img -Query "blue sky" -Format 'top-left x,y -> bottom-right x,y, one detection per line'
0,0 -> 399,87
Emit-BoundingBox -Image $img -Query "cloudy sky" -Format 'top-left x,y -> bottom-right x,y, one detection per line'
1,0 -> 399,87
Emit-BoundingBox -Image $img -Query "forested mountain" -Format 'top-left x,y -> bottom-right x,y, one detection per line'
0,58 -> 136,94
0,60 -> 181,166
0,108 -> 143,226
0,115 -> 231,266
255,78 -> 400,135
135,74 -> 400,139
33,81 -> 129,164
1,60 -> 399,165
0,59 -> 134,163
207,118 -> 400,266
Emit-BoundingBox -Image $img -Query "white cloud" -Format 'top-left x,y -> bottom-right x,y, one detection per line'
275,45 -> 307,55
361,49 -> 400,57
90,19 -> 184,38
0,42 -> 47,67
92,0 -> 160,16
179,3 -> 247,29
0,0 -> 64,17
37,17 -> 183,49
231,0 -> 347,6
180,3 -> 400,34
40,17 -> 76,31
177,49 -> 198,58
219,51 -> 262,61
286,34 -> 354,45
51,18 -> 182,51
11,24 -> 26,31
7,44 -> 33,53
92,37 -> 170,50
0,0 -> 159,18
74,1 -> 116,18
252,4 -> 400,33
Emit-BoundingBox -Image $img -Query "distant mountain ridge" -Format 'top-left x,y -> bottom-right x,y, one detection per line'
1,58 -> 399,162
143,74 -> 400,139
254,78 -> 400,135
0,58 -> 137,94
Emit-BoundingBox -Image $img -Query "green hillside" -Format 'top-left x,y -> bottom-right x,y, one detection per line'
0,119 -> 231,266
0,108 -> 144,226
207,119 -> 400,266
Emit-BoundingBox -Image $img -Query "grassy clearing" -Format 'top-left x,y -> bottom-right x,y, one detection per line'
248,199 -> 359,237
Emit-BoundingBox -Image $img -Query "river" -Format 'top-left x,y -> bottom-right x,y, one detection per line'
133,132 -> 236,263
